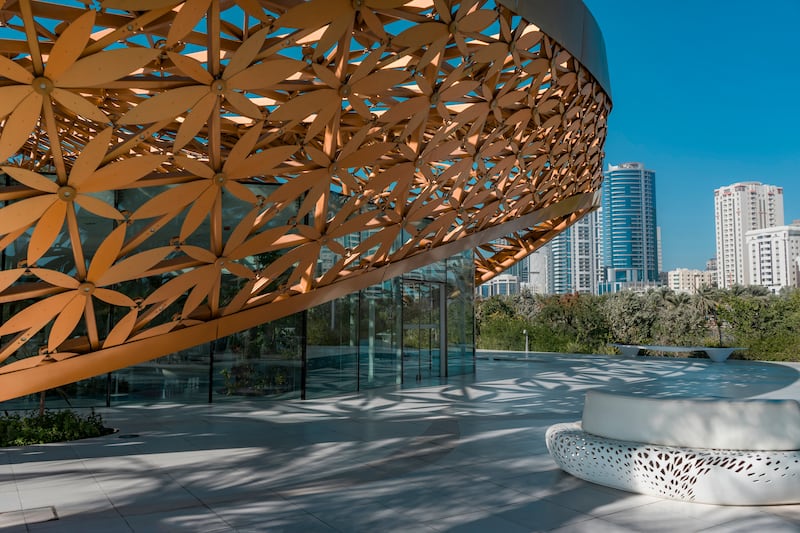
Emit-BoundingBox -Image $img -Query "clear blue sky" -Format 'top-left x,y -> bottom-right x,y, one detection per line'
583,0 -> 800,270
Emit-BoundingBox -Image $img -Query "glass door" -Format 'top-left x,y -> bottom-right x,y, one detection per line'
402,280 -> 445,383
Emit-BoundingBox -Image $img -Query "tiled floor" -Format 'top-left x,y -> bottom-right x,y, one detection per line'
1,353 -> 799,532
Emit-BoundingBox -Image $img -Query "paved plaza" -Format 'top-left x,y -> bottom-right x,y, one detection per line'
2,353 -> 800,532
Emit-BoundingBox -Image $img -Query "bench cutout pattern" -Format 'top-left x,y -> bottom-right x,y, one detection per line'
547,422 -> 800,505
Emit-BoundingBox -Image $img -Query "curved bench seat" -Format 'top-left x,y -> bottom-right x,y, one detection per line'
546,422 -> 800,505
546,391 -> 800,505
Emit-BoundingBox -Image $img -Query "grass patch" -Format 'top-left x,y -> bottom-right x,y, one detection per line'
0,409 -> 114,446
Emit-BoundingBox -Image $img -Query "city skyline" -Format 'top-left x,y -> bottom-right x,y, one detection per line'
584,0 -> 800,270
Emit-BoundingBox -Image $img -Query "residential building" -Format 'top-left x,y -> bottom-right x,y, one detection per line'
525,245 -> 552,294
667,268 -> 714,294
599,162 -> 659,292
550,210 -> 601,294
478,273 -> 520,297
714,182 -> 784,288
746,225 -> 800,292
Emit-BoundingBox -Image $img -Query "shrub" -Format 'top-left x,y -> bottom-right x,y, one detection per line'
0,409 -> 112,446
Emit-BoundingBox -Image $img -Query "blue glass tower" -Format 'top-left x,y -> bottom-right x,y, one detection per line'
600,162 -> 658,290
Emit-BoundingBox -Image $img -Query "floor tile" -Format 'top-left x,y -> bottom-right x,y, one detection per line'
0,356 -> 798,533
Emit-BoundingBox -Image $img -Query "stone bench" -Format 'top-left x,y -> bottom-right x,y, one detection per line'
610,343 -> 743,362
546,390 -> 800,505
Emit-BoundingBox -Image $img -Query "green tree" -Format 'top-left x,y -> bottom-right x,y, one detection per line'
694,285 -> 724,345
603,291 -> 659,344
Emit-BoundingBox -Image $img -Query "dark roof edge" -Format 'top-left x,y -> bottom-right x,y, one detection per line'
496,0 -> 611,99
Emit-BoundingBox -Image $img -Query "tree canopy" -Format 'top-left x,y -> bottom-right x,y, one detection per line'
476,287 -> 800,361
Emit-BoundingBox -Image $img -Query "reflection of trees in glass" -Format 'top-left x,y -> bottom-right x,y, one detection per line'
446,252 -> 475,353
227,313 -> 301,360
402,282 -> 438,350
307,294 -> 356,346
219,313 -> 302,398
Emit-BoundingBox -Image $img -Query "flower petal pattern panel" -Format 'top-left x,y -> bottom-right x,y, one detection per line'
0,0 -> 610,400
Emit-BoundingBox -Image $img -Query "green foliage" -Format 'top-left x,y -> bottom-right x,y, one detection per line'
220,364 -> 294,395
718,288 -> 800,360
475,287 -> 800,361
0,409 -> 110,446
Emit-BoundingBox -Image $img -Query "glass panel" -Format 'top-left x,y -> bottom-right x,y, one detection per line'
447,251 -> 475,376
306,293 -> 359,399
111,343 -> 210,404
213,313 -> 302,400
402,279 -> 442,383
0,375 -> 109,410
359,279 -> 401,389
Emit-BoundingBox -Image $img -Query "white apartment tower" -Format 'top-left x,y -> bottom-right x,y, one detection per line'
526,244 -> 552,294
714,182 -> 784,288
550,210 -> 601,294
746,225 -> 800,292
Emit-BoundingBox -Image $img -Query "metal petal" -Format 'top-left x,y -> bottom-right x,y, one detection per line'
226,145 -> 299,179
167,51 -> 214,85
276,0 -> 349,29
227,59 -> 306,90
56,48 -> 160,88
81,155 -> 168,192
29,268 -> 80,289
223,27 -> 269,79
93,288 -> 136,307
51,88 -> 109,123
0,92 -> 41,162
69,128 -> 114,187
96,246 -> 172,287
87,224 -> 127,282
103,308 -> 138,348
44,10 -> 95,81
0,291 -> 75,336
75,194 -> 125,220
174,91 -> 216,150
47,294 -> 86,352
1,166 -> 58,193
118,85 -> 207,125
130,180 -> 208,219
0,195 -> 54,235
27,201 -> 67,265
0,86 -> 34,119
167,0 -> 213,47
0,55 -> 33,84
180,185 -> 217,241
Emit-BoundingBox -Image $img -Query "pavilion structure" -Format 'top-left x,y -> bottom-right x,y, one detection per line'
0,0 -> 610,401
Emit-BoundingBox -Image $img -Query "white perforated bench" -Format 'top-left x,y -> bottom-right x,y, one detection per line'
610,344 -> 743,362
546,390 -> 800,505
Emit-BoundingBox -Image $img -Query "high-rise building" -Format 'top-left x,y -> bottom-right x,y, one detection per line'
714,182 -> 784,288
746,225 -> 800,292
526,245 -> 552,294
504,249 -> 530,284
550,210 -> 601,294
600,162 -> 659,291
477,273 -> 521,297
657,226 -> 663,274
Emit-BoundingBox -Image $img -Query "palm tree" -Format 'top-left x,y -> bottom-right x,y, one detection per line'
695,285 -> 723,345
666,291 -> 691,308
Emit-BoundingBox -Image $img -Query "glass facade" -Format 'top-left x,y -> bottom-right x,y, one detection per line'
2,252 -> 474,409
0,171 -> 475,409
601,162 -> 658,286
